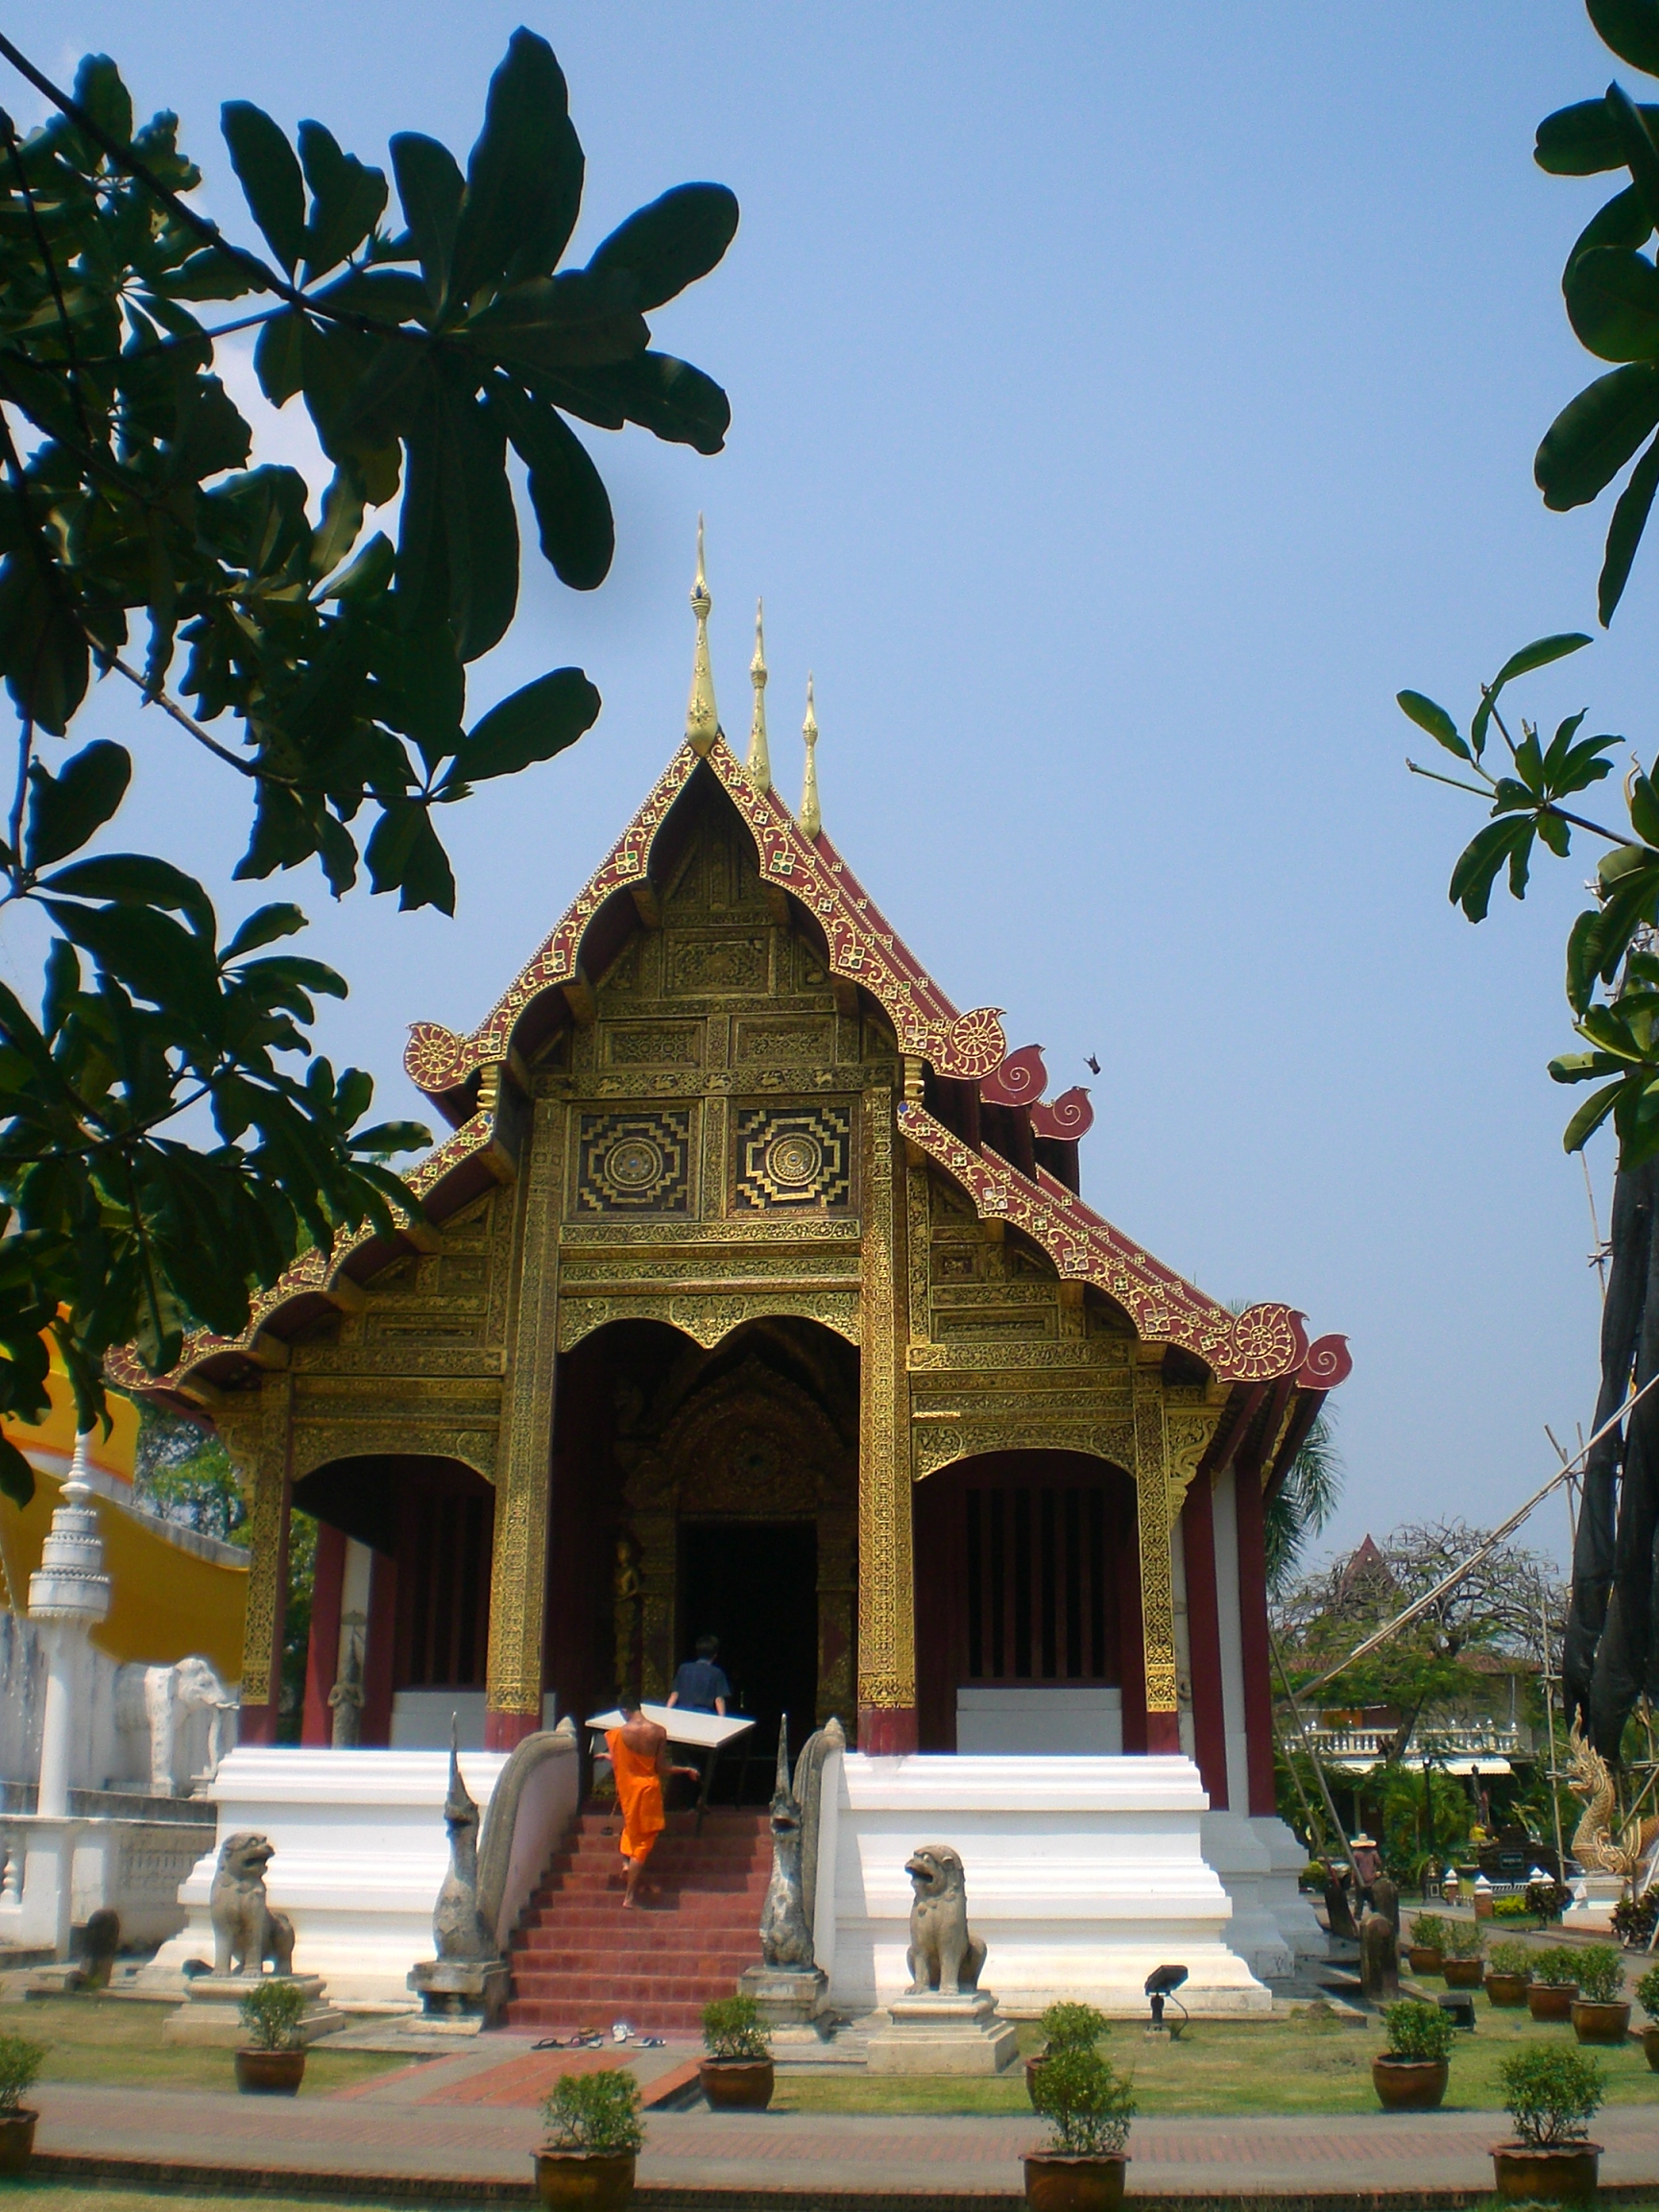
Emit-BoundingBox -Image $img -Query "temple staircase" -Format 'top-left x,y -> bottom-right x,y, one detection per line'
504,1805 -> 770,2033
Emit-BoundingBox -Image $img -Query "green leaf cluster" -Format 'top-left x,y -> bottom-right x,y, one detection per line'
1499,2044 -> 1604,2147
1380,1997 -> 1455,2062
1399,635 -> 1659,1167
0,2032 -> 44,2113
237,1975 -> 308,2051
1028,2045 -> 1134,2159
540,2067 -> 644,2155
1568,1941 -> 1625,2002
1532,9 -> 1659,618
0,33 -> 733,1497
700,1994 -> 770,2060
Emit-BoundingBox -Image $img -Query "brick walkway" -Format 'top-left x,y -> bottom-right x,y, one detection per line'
25,2057 -> 1659,2200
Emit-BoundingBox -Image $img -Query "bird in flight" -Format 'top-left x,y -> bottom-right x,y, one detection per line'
1083,1053 -> 1100,1075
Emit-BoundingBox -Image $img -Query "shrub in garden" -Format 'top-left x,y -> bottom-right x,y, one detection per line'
1038,2003 -> 1110,2053
1612,1892 -> 1659,1947
1029,2046 -> 1135,2158
1488,1939 -> 1534,1980
0,2034 -> 45,2113
237,1980 -> 306,2053
701,1996 -> 770,2060
1571,1945 -> 1625,2005
1407,1913 -> 1451,1951
541,2070 -> 645,2156
1493,1895 -> 1531,1922
1526,1877 -> 1568,1923
1637,1964 -> 1659,2022
1529,1950 -> 1581,1987
1380,1998 -> 1455,2062
1498,2046 -> 1604,2148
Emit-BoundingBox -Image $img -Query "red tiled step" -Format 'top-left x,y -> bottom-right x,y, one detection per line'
503,1799 -> 770,2034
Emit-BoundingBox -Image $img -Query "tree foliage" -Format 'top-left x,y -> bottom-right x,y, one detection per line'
1533,4 -> 1659,621
1264,1406 -> 1342,1595
1274,1520 -> 1561,1763
0,33 -> 735,1504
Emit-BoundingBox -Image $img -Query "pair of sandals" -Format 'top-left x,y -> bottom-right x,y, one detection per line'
533,2025 -> 666,2052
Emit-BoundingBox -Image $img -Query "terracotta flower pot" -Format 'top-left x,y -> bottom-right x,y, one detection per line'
1025,2053 -> 1047,2107
1642,2021 -> 1659,2071
1371,2056 -> 1449,2111
533,2150 -> 637,2212
1490,2142 -> 1600,2202
1571,1998 -> 1630,2046
1484,1972 -> 1529,2008
699,2057 -> 775,2111
1022,2151 -> 1129,2212
1407,1946 -> 1443,1976
0,2110 -> 36,2178
1443,1957 -> 1484,1988
1527,1983 -> 1576,2022
234,2047 -> 306,2096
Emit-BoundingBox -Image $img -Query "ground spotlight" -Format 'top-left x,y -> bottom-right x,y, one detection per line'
1144,1962 -> 1190,2037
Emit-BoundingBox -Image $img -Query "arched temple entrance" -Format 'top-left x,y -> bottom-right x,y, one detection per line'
294,1454 -> 496,1748
914,1450 -> 1145,1756
547,1315 -> 858,1778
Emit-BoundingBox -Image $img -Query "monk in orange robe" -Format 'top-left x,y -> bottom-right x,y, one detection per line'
605,1699 -> 697,1907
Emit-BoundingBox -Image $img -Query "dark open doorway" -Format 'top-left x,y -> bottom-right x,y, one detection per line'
677,1520 -> 817,1803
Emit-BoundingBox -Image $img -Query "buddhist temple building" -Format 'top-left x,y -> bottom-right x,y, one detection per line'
136,541 -> 1350,1837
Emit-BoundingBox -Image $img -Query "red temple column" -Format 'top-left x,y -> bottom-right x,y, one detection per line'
301,1521 -> 347,1746
1232,1461 -> 1279,1816
360,1551 -> 397,1747
1179,1474 -> 1229,1805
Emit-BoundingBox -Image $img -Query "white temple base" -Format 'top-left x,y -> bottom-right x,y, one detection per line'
1251,1814 -> 1328,1961
1564,1872 -> 1626,1932
818,1753 -> 1271,2016
139,1748 -> 508,2004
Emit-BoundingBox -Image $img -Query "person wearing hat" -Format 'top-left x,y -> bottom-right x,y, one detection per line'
1351,1833 -> 1382,1898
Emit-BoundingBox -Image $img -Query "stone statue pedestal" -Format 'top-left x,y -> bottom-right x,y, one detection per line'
738,1960 -> 827,2028
407,1956 -> 510,2027
866,1990 -> 1018,2075
162,1973 -> 344,2047
1563,1873 -> 1625,1932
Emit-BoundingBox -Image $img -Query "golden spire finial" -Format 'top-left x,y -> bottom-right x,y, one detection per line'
799,671 -> 821,839
747,598 -> 771,792
685,514 -> 720,757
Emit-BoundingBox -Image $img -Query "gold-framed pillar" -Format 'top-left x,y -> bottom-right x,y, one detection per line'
1132,1350 -> 1182,1753
857,1085 -> 916,1751
485,1091 -> 564,1749
232,1374 -> 293,1745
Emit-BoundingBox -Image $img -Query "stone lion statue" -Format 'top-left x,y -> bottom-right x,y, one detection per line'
210,1832 -> 296,1979
903,1843 -> 986,1997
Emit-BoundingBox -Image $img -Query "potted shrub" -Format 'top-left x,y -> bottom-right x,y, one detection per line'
1485,1938 -> 1533,2008
1372,1997 -> 1454,2111
536,2068 -> 643,2212
234,1979 -> 308,2096
1406,1911 -> 1449,1976
1441,1920 -> 1485,1988
1024,2044 -> 1135,2212
1026,2002 -> 1110,2108
1634,1963 -> 1659,2071
0,2032 -> 46,2177
1527,1951 -> 1579,2024
699,1995 -> 774,2112
1492,2046 -> 1603,2202
1569,1943 -> 1630,2046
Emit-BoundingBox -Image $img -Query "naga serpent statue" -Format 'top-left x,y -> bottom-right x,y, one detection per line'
1566,1723 -> 1659,1877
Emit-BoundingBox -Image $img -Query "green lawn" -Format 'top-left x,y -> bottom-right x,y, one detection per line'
773,2006 -> 1659,2118
2,1994 -> 412,2097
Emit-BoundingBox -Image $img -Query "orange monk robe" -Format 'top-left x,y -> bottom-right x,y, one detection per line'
607,1727 -> 666,1863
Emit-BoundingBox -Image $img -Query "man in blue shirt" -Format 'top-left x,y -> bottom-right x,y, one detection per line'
666,1633 -> 730,1717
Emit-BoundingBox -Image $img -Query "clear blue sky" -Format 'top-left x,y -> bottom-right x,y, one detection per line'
4,4 -> 1645,1566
